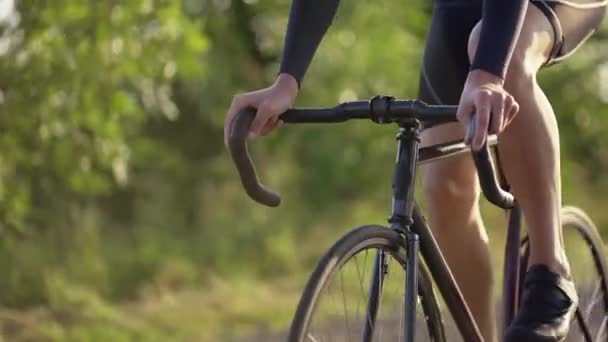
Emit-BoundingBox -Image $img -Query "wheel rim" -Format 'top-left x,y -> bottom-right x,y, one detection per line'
518,211 -> 608,341
562,218 -> 608,341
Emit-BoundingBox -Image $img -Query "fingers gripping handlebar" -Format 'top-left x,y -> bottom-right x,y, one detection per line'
227,100 -> 515,209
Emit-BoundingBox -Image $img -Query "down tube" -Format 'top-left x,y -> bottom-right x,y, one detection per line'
411,204 -> 484,342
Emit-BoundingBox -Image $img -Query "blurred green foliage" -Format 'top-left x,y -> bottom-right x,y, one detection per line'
0,0 -> 607,340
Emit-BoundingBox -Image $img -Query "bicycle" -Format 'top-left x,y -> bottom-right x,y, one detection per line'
227,96 -> 608,341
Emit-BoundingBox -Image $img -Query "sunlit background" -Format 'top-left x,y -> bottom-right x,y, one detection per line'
0,0 -> 607,341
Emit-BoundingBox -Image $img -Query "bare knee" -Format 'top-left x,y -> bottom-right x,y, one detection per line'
422,156 -> 480,227
467,7 -> 554,93
503,43 -> 540,94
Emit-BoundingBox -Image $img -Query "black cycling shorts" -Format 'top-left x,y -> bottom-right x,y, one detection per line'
418,0 -> 607,105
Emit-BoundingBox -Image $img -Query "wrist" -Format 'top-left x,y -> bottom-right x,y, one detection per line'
275,73 -> 299,98
468,69 -> 504,87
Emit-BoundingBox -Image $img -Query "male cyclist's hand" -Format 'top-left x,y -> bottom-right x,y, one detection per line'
456,70 -> 520,151
224,74 -> 299,145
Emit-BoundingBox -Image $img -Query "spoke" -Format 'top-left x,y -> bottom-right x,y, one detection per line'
330,280 -> 337,342
362,249 -> 370,288
304,246 -> 417,341
323,275 -> 336,342
340,271 -> 352,342
585,281 -> 602,321
306,333 -> 320,342
353,253 -> 365,319
596,317 -> 607,341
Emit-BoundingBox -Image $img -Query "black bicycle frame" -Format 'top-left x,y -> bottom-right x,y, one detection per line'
364,121 -> 501,342
228,99 -> 521,342
419,134 -> 526,339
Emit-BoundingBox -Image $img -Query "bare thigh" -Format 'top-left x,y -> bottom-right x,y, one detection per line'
418,2 -> 481,219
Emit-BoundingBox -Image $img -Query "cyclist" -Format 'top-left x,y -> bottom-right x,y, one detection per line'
224,0 -> 606,340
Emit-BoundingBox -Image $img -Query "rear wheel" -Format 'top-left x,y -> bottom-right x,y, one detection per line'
520,207 -> 608,341
288,225 -> 445,342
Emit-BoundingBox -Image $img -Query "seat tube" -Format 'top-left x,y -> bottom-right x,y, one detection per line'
389,121 -> 421,342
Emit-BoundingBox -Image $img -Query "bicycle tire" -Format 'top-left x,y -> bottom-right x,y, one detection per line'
519,206 -> 608,341
288,225 -> 445,342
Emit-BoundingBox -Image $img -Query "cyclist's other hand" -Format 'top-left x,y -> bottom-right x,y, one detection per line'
456,69 -> 520,151
224,73 -> 299,145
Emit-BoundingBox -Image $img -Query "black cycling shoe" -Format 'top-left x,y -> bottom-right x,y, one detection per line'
505,264 -> 578,342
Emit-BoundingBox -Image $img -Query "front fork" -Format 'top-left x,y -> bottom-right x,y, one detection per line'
363,232 -> 420,342
363,250 -> 388,342
363,118 -> 421,342
404,231 -> 420,342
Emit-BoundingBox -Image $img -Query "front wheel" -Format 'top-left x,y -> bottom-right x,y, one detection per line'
288,225 -> 445,342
